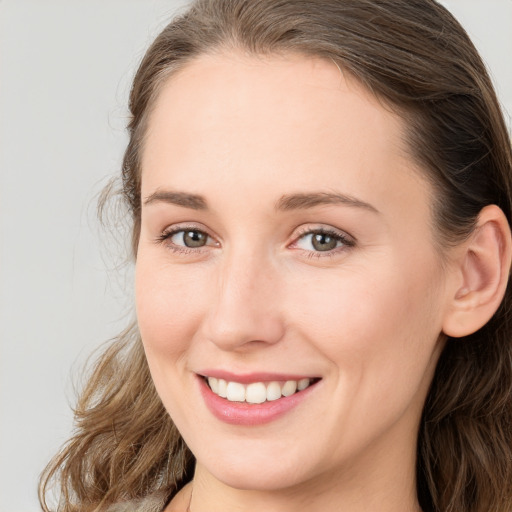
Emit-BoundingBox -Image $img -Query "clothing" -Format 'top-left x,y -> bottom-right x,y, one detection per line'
106,490 -> 170,512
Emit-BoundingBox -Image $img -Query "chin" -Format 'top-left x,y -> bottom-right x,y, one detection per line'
209,463 -> 309,492
195,443 -> 315,492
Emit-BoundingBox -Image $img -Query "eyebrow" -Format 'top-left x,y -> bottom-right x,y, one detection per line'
143,189 -> 379,214
143,190 -> 208,210
275,192 -> 379,214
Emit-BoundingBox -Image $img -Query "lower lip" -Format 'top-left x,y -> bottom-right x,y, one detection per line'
198,376 -> 319,426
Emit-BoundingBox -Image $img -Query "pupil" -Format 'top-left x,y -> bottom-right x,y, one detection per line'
184,230 -> 206,248
312,233 -> 337,251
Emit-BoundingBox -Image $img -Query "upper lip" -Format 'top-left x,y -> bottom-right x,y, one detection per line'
197,370 -> 320,384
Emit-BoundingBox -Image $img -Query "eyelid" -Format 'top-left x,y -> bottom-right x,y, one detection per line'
160,221 -> 213,236
293,224 -> 355,241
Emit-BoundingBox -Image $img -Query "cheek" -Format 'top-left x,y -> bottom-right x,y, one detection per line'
289,253 -> 444,386
135,254 -> 209,362
134,255 -> 212,428
284,256 -> 445,460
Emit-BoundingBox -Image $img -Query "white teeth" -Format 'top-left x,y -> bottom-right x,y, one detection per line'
207,376 -> 314,403
217,378 -> 227,398
266,381 -> 282,401
246,382 -> 267,404
226,381 -> 245,402
282,380 -> 297,397
209,377 -> 219,394
298,378 -> 310,391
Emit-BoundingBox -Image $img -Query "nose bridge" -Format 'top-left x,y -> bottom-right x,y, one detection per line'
204,244 -> 284,350
223,246 -> 267,303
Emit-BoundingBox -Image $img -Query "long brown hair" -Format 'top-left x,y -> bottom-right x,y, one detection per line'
40,1 -> 512,511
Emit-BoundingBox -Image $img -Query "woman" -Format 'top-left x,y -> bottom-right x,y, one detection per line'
40,1 -> 512,511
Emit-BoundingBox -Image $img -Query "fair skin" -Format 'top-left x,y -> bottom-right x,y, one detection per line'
135,52 -> 510,512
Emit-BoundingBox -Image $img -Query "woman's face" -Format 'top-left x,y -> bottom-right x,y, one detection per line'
136,53 -> 452,493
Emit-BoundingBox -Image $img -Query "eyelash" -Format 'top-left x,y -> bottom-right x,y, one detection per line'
156,225 -> 215,255
291,227 -> 355,258
156,225 -> 355,257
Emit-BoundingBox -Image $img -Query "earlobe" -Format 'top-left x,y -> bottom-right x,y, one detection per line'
442,205 -> 512,338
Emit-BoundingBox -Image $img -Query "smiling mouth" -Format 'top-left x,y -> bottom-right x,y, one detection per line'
203,376 -> 321,404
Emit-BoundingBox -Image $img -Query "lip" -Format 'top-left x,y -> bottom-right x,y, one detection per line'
197,373 -> 321,426
197,369 -> 317,384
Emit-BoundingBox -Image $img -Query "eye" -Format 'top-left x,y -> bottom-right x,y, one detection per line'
292,227 -> 355,254
171,229 -> 209,248
156,226 -> 218,253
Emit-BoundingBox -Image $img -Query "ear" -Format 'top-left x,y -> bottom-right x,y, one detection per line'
442,205 -> 512,338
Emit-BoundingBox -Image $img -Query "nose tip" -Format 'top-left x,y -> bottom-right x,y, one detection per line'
201,259 -> 285,351
205,307 -> 285,351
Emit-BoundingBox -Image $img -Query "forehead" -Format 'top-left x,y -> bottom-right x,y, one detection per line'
144,52 -> 405,162
141,51 -> 430,223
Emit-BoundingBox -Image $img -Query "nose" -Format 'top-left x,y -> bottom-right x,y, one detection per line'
201,250 -> 285,352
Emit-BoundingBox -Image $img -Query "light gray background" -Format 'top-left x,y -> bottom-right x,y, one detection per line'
0,1 -> 511,511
